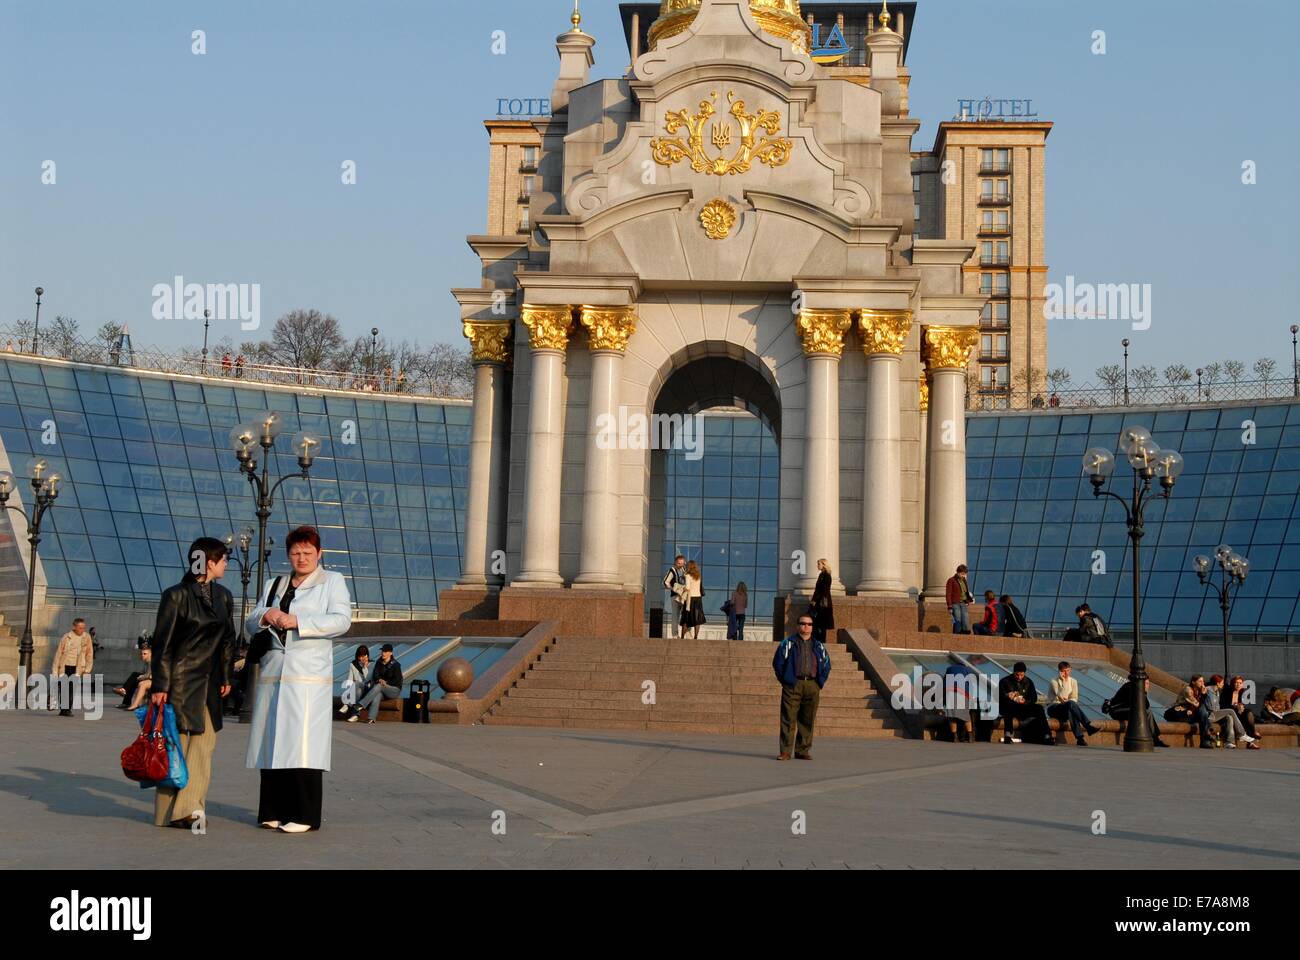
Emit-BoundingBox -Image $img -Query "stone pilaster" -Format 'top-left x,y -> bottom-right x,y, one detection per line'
922,325 -> 979,594
796,308 -> 851,593
515,305 -> 574,587
457,321 -> 512,588
575,305 -> 638,588
856,309 -> 912,596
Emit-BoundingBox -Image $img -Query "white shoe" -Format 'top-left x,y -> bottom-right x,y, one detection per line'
338,704 -> 349,714
1225,742 -> 1237,748
1241,734 -> 1257,743
259,820 -> 281,829
346,714 -> 359,722
278,822 -> 311,833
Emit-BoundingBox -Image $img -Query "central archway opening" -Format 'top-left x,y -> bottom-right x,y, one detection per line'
645,354 -> 782,634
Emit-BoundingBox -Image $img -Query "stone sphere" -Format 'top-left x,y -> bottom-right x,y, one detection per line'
437,657 -> 474,699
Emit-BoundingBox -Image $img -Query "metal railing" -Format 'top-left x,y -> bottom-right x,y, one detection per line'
0,326 -> 474,400
978,164 -> 1011,175
978,222 -> 1012,235
979,255 -> 1010,267
968,378 -> 1298,411
978,194 -> 1013,205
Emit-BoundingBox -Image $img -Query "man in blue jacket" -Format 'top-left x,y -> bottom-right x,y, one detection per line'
772,614 -> 832,760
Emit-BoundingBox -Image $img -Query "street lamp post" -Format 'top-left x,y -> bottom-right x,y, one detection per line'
1196,368 -> 1203,403
1291,324 -> 1298,398
1121,338 -> 1131,406
229,413 -> 321,721
370,327 -> 379,388
32,287 -> 44,355
201,309 -> 212,373
1083,427 -> 1183,753
1194,547 -> 1248,678
0,461 -> 62,696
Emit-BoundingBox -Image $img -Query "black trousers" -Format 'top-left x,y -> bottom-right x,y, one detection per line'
1110,706 -> 1160,741
57,666 -> 77,713
258,769 -> 323,829
1003,702 -> 1049,741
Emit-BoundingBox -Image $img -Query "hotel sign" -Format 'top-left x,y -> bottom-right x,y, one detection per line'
954,98 -> 1039,120
496,97 -> 552,118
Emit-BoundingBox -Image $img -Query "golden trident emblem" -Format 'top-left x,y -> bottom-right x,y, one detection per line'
651,90 -> 793,176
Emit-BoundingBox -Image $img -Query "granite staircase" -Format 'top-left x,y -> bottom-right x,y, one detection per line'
481,636 -> 907,739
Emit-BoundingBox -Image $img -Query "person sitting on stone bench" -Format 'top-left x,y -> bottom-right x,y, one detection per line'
1063,604 -> 1112,648
1165,675 -> 1214,746
1204,674 -> 1259,749
972,591 -> 1000,636
998,662 -> 1053,745
1105,677 -> 1170,747
1046,661 -> 1100,746
1261,687 -> 1300,726
340,644 -> 373,723
356,643 -> 403,724
114,643 -> 153,710
999,594 -> 1030,639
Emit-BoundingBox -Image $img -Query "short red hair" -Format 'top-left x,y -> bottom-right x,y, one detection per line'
284,525 -> 322,552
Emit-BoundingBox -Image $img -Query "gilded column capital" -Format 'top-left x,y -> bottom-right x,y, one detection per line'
797,309 -> 853,357
579,305 -> 638,353
462,321 -> 512,365
922,325 -> 979,371
858,309 -> 913,356
520,305 -> 575,352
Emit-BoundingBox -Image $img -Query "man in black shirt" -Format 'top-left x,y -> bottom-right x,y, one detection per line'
998,662 -> 1053,744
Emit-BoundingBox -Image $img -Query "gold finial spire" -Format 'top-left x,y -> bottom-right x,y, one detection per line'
571,0 -> 583,32
878,0 -> 892,30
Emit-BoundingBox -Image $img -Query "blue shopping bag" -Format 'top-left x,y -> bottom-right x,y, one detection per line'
133,703 -> 189,791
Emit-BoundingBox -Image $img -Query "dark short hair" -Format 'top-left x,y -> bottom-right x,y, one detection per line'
1190,674 -> 1204,684
381,643 -> 394,653
675,554 -> 685,562
1013,662 -> 1027,673
1076,603 -> 1091,614
956,564 -> 968,573
984,590 -> 995,599
184,537 -> 229,581
285,525 -> 322,552
73,617 -> 85,625
999,595 -> 1012,603
1058,661 -> 1070,670
355,645 -> 370,659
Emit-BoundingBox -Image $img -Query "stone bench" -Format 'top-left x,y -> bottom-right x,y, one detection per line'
924,713 -> 1300,748
333,695 -> 404,723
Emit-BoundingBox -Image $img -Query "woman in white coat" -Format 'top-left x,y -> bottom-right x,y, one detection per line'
245,525 -> 352,833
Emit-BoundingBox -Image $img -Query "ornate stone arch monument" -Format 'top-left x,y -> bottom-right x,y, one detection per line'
445,0 -> 984,637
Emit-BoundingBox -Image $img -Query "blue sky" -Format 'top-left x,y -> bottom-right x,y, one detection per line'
2,0 -> 1297,383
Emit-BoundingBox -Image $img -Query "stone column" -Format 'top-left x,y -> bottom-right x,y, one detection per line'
575,305 -> 637,588
515,305 -> 574,587
922,325 -> 979,594
457,322 -> 512,588
856,310 -> 912,595
796,309 -> 851,594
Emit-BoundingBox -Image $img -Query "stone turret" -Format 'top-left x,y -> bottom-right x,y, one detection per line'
866,0 -> 905,117
552,1 -> 595,115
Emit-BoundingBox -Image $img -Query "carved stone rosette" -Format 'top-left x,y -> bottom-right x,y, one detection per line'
462,321 -> 512,365
699,199 -> 737,240
922,325 -> 980,371
580,306 -> 638,353
520,305 -> 575,352
858,309 -> 913,356
797,309 -> 853,357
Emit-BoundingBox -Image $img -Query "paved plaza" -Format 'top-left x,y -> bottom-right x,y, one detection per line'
1,708 -> 1296,869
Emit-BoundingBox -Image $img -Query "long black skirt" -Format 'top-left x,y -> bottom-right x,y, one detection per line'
258,769 -> 323,830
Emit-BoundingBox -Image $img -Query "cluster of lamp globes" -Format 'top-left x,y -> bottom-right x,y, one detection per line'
0,458 -> 64,505
1194,545 -> 1250,584
227,411 -> 322,473
1081,426 -> 1184,489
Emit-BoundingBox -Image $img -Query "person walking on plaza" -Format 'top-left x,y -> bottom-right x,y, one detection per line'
680,560 -> 705,639
148,537 -> 236,828
53,617 -> 94,715
772,614 -> 831,761
246,526 -> 352,833
662,555 -> 687,639
1046,661 -> 1100,746
972,590 -> 1000,636
998,662 -> 1053,745
356,644 -> 403,724
726,581 -> 748,641
809,559 -> 834,643
1205,674 -> 1259,749
945,564 -> 973,634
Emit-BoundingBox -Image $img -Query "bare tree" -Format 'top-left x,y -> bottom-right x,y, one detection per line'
1133,364 -> 1159,398
10,319 -> 34,351
1254,357 -> 1277,398
1047,367 -> 1072,393
1095,364 -> 1124,402
1163,363 -> 1191,386
47,315 -> 81,359
263,310 -> 345,373
1013,364 -> 1045,401
1223,360 -> 1246,383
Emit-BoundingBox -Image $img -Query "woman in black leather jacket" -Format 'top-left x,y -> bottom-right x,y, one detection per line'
148,537 -> 235,828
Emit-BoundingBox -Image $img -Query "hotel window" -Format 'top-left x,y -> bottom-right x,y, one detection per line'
981,240 -> 1009,265
980,178 -> 1010,199
914,202 -> 921,223
980,148 -> 1010,173
518,205 -> 531,232
981,332 -> 1009,359
521,146 -> 538,170
981,365 -> 1008,388
521,175 -> 535,198
980,272 -> 1009,295
912,174 -> 921,193
981,211 -> 1010,232
981,301 -> 1010,325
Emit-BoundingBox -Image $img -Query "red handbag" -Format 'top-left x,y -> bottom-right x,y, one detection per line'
121,703 -> 171,783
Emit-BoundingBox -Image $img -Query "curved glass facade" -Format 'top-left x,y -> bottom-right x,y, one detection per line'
0,356 -> 471,613
965,402 -> 1300,637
